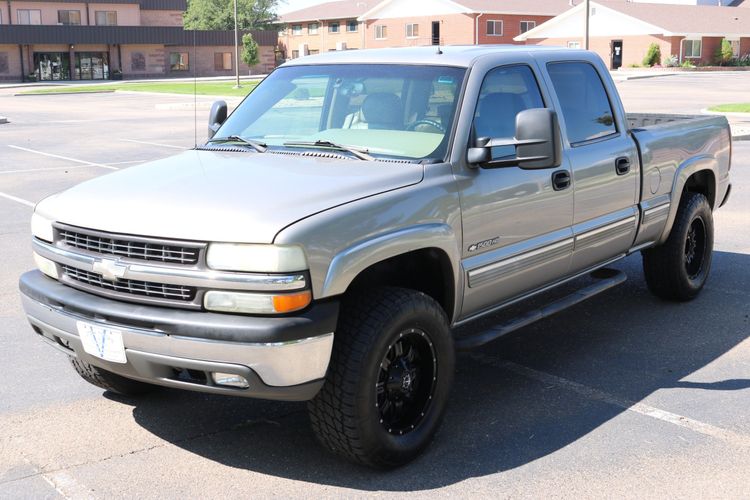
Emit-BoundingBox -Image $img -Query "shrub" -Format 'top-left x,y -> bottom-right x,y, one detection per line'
642,43 -> 661,67
680,60 -> 696,69
714,39 -> 734,66
241,33 -> 259,69
663,55 -> 679,67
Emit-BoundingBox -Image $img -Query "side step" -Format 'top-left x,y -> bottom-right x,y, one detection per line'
454,268 -> 627,351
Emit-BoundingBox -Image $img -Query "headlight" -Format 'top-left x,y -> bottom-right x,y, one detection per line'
31,213 -> 54,243
204,290 -> 312,314
33,252 -> 59,280
206,243 -> 307,273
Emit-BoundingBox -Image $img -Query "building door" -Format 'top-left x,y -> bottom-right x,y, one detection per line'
75,52 -> 109,80
432,21 -> 440,45
611,40 -> 623,69
33,53 -> 71,81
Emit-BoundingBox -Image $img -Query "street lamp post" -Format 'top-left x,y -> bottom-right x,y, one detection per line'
584,0 -> 590,50
234,0 -> 241,88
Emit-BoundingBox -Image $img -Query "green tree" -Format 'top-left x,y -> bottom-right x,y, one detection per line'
184,0 -> 278,30
242,33 -> 259,69
642,43 -> 661,67
715,39 -> 734,66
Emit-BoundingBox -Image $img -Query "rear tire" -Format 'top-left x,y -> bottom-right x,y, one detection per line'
70,357 -> 156,396
308,287 -> 454,468
642,192 -> 713,301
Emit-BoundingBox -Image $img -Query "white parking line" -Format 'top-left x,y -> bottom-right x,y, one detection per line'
8,145 -> 119,170
106,159 -> 149,165
471,353 -> 750,448
0,191 -> 34,207
119,139 -> 187,149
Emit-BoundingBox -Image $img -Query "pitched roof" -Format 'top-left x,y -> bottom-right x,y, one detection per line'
278,0 -> 374,23
517,0 -> 750,39
451,0 -> 572,16
601,0 -> 750,35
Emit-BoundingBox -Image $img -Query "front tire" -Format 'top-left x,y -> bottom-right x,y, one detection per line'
308,287 -> 454,468
70,357 -> 156,396
642,192 -> 714,301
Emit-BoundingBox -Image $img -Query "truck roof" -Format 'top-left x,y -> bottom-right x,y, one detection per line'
281,44 -> 572,68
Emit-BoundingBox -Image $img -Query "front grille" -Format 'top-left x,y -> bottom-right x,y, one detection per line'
58,228 -> 200,265
61,265 -> 196,302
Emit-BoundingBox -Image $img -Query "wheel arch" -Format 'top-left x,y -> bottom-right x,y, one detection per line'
658,157 -> 717,244
320,224 -> 462,323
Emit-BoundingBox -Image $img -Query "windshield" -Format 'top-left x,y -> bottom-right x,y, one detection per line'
215,64 -> 467,160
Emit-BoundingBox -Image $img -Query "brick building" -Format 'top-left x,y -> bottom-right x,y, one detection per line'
0,0 -> 277,82
278,0 -> 571,58
515,0 -> 750,68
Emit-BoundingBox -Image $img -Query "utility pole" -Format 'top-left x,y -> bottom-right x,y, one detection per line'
234,0 -> 241,88
584,0 -> 590,50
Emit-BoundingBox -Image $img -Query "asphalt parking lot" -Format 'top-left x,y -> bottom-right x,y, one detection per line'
1,72 -> 749,498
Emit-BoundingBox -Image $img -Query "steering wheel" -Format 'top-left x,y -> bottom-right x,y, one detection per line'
406,119 -> 445,133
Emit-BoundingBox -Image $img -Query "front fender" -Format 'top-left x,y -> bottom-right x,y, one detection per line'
321,223 -> 462,319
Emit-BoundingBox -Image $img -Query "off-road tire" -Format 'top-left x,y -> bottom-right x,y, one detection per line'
308,287 -> 454,468
70,357 -> 155,396
642,192 -> 714,301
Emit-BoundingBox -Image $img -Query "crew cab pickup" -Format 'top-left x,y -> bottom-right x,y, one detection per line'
20,46 -> 731,468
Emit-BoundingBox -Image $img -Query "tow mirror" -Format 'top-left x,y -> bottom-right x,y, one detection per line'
207,100 -> 228,140
467,108 -> 562,169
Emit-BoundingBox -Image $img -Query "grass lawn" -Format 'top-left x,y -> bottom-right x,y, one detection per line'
708,103 -> 750,113
21,80 -> 259,97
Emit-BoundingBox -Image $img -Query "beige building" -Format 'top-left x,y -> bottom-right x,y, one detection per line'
516,0 -> 750,68
0,0 -> 277,82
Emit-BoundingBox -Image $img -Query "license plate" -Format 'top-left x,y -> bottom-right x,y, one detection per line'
76,321 -> 127,364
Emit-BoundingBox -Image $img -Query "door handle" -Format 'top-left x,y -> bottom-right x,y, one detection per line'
552,170 -> 571,191
615,157 -> 631,175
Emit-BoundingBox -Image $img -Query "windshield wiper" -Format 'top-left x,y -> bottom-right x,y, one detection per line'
207,135 -> 267,153
283,140 -> 374,161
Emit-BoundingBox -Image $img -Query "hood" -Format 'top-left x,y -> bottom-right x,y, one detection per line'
36,150 -> 423,243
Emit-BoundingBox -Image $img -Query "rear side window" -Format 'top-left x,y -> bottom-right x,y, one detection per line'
547,62 -> 617,145
473,65 -> 545,160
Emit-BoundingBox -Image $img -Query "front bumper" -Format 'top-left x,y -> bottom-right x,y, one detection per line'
19,271 -> 339,401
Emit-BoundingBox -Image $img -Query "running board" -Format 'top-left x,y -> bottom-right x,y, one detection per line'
454,268 -> 627,351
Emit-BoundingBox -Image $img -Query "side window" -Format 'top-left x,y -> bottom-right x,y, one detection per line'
547,62 -> 617,145
473,65 -> 545,160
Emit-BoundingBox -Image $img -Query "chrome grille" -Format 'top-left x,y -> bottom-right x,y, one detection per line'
61,265 -> 196,302
58,228 -> 200,265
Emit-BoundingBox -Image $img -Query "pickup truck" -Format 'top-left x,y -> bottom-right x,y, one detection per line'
20,46 -> 732,468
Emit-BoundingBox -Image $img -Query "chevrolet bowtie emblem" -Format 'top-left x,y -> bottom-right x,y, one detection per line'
92,258 -> 127,281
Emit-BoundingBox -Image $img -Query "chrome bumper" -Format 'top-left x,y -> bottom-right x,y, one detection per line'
20,271 -> 337,401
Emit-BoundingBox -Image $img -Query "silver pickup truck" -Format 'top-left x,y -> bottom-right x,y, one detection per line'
20,46 -> 731,468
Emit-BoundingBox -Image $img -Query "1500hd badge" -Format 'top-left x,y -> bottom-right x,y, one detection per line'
468,236 -> 500,252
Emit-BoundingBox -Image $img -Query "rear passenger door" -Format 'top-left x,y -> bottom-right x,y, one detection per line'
543,60 -> 639,273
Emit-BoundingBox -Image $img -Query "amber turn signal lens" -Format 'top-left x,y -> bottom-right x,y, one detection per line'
273,290 -> 312,313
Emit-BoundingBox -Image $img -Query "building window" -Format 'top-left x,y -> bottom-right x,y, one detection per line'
214,52 -> 232,70
131,52 -> 146,71
0,53 -> 8,74
567,41 -> 581,49
308,22 -> 318,34
682,39 -> 701,58
95,11 -> 117,26
170,52 -> 189,71
520,21 -> 535,33
291,50 -> 299,58
405,23 -> 419,39
729,39 -> 740,58
375,25 -> 387,40
291,24 -> 302,35
329,21 -> 340,33
347,20 -> 358,32
309,49 -> 319,55
17,9 -> 42,25
57,10 -> 81,25
486,20 -> 503,36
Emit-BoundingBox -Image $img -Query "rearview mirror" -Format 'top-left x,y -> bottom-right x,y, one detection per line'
467,108 -> 562,169
207,100 -> 228,140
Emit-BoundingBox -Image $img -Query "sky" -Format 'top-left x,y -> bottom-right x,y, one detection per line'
277,0 -> 329,14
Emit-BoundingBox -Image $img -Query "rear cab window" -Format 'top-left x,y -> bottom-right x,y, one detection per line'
546,62 -> 617,145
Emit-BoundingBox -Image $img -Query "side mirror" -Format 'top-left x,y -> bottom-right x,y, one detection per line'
467,108 -> 562,169
207,100 -> 228,140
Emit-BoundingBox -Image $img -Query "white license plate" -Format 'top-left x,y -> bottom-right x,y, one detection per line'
76,321 -> 127,364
